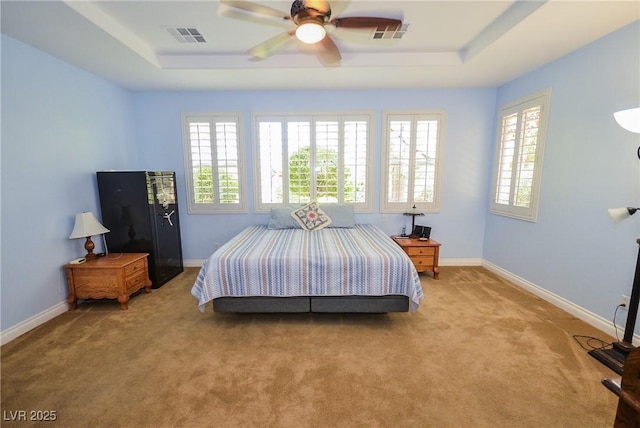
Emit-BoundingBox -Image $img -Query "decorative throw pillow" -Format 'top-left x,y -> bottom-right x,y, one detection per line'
291,200 -> 332,231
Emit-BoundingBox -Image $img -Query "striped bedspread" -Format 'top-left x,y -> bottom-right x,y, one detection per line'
191,224 -> 424,312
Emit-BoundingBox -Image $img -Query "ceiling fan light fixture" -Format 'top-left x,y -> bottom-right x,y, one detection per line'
295,21 -> 326,44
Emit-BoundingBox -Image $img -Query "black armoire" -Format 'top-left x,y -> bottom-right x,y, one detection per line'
97,171 -> 183,288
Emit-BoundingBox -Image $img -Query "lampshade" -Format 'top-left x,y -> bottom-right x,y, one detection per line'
69,212 -> 110,239
608,207 -> 639,223
404,205 -> 425,217
614,108 -> 640,134
295,21 -> 326,44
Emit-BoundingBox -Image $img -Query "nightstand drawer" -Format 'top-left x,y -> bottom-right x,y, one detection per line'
74,273 -> 119,299
124,259 -> 146,277
407,247 -> 435,257
125,271 -> 148,294
412,256 -> 434,270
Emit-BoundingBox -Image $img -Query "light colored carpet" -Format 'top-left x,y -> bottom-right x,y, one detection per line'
1,266 -> 619,427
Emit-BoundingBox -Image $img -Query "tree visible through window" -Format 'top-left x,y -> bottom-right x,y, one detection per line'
288,146 -> 346,200
254,114 -> 371,212
182,114 -> 246,213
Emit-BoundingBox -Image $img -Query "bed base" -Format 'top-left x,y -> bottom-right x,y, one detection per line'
212,296 -> 410,314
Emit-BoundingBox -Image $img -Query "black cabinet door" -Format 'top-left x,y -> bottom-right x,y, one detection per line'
147,172 -> 183,286
97,171 -> 183,288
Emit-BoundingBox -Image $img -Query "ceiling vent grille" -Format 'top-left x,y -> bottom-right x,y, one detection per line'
372,23 -> 408,40
167,27 -> 206,43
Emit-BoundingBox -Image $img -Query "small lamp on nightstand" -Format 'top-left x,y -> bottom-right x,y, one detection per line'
403,205 -> 424,235
69,212 -> 110,259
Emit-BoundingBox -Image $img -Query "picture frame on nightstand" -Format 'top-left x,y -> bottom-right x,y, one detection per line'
411,225 -> 431,239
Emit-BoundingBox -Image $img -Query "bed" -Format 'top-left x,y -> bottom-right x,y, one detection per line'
191,217 -> 424,314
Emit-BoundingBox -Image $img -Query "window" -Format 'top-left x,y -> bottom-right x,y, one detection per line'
182,113 -> 246,213
381,111 -> 445,213
490,89 -> 551,222
253,113 -> 372,212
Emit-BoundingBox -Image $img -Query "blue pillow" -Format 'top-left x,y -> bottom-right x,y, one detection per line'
320,204 -> 355,228
267,207 -> 303,229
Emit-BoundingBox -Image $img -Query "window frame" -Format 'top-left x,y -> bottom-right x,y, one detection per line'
489,88 -> 551,222
381,110 -> 446,214
252,111 -> 374,213
182,112 -> 247,214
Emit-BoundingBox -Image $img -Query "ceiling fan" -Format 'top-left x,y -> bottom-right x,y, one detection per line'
219,0 -> 403,65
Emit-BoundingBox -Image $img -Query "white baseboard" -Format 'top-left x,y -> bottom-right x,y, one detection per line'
184,259 -> 205,268
440,258 -> 482,266
482,260 -> 640,345
1,301 -> 68,346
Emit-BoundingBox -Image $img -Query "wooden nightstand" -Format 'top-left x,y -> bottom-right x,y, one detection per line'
392,236 -> 441,279
64,253 -> 152,310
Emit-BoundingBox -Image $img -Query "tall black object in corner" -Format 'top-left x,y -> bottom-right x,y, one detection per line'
589,238 -> 640,375
97,171 -> 183,289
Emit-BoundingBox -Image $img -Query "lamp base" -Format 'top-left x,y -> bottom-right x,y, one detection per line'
84,236 -> 97,259
588,341 -> 636,375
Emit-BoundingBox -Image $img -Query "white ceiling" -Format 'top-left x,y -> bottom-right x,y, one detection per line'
1,0 -> 638,91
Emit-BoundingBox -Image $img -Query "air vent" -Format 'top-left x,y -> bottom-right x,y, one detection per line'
372,23 -> 408,40
167,27 -> 206,43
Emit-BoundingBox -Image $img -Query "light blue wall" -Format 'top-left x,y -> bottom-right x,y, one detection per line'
3,21 -> 638,337
484,22 -> 640,327
1,35 -> 137,331
132,88 -> 496,261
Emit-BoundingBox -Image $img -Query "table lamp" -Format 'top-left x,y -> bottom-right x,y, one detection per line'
69,212 -> 110,258
403,204 -> 425,235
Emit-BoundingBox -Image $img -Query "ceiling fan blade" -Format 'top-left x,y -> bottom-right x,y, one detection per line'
219,7 -> 292,29
248,31 -> 295,59
328,1 -> 352,18
220,0 -> 291,20
316,34 -> 342,65
330,17 -> 402,29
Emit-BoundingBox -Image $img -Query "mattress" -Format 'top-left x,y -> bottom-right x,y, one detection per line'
191,224 -> 423,312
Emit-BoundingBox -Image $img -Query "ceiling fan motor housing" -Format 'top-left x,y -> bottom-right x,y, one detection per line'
291,0 -> 331,25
